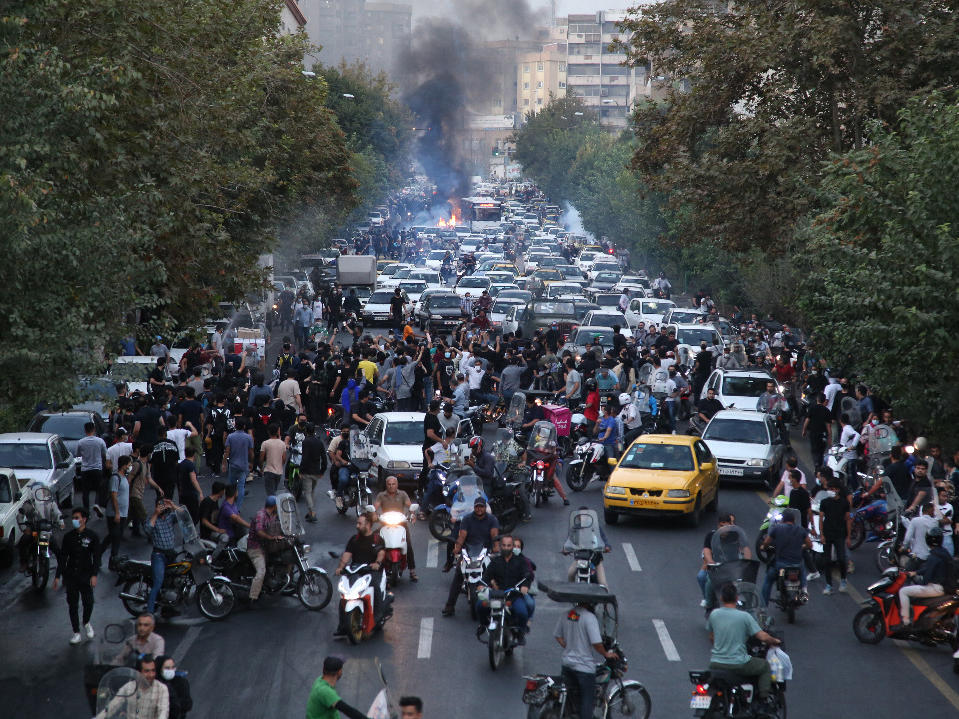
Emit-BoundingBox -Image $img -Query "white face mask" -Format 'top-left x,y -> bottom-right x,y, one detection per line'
827,490 -> 837,498
162,668 -> 176,681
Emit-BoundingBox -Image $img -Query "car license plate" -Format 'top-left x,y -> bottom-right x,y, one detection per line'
719,467 -> 744,476
631,498 -> 657,507
690,695 -> 711,709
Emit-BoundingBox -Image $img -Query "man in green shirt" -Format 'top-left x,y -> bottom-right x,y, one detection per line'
306,657 -> 371,719
706,583 -> 781,704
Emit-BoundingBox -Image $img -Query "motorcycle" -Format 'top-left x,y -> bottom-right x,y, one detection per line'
705,525 -> 768,629
481,583 -> 528,670
213,493 -> 332,610
336,563 -> 393,644
114,507 -> 235,621
754,495 -> 789,563
566,437 -> 614,492
460,543 -> 492,620
848,491 -> 892,550
379,504 -> 419,588
335,431 -> 376,517
772,565 -> 805,624
526,420 -> 559,506
523,581 -> 651,719
852,567 -> 959,672
428,471 -> 486,542
16,485 -> 59,592
563,507 -> 608,584
528,458 -> 552,507
688,640 -> 787,718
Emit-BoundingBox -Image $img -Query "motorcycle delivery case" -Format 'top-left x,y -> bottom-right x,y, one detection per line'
542,404 -> 571,437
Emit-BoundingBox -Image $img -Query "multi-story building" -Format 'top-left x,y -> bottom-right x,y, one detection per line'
564,10 -> 656,129
517,42 -> 567,115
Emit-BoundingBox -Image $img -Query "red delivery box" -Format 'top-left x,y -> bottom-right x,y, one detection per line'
542,404 -> 571,437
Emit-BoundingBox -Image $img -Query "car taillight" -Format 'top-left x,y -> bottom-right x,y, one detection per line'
525,679 -> 541,692
694,684 -> 709,695
535,461 -> 545,469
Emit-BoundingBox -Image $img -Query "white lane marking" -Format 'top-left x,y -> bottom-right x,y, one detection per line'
173,625 -> 202,665
653,619 -> 680,661
427,538 -> 440,568
622,542 -> 642,572
417,617 -> 434,659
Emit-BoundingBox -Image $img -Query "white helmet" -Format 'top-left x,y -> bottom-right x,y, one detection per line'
619,393 -> 632,406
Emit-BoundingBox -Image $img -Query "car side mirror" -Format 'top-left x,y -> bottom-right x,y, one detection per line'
14,489 -> 22,501
701,462 -> 714,471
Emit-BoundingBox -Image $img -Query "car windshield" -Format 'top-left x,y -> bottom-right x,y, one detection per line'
534,302 -> 575,316
0,443 -> 53,470
676,328 -> 719,346
721,376 -> 770,397
587,314 -> 624,326
492,300 -> 522,313
430,295 -> 462,308
428,251 -> 446,259
703,418 -> 769,444
393,269 -> 413,279
110,362 -> 154,382
594,295 -> 620,307
379,265 -> 402,276
459,278 -> 489,288
28,415 -> 88,440
411,273 -> 439,283
574,328 -> 614,345
547,285 -> 580,298
559,267 -> 581,278
619,443 -> 694,471
579,252 -> 596,262
499,291 -> 532,302
398,282 -> 427,293
641,301 -> 672,314
369,292 -> 396,303
595,272 -> 621,281
573,303 -> 599,321
384,421 -> 424,445
669,311 -> 702,323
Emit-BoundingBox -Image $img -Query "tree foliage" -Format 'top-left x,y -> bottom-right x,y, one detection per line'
618,0 -> 959,256
798,93 -> 959,433
0,0 -> 359,425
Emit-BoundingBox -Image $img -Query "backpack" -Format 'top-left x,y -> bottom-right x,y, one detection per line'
651,368 -> 669,396
211,407 -> 231,436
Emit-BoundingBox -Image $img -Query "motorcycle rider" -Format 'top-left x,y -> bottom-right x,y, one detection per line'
527,425 -> 569,506
334,513 -> 387,636
760,508 -> 812,605
618,393 -> 644,448
118,612 -> 166,663
476,534 -> 534,643
756,380 -> 788,444
892,526 -> 953,634
553,597 -> 621,719
651,272 -> 671,298
247,495 -> 285,607
707,583 -> 782,709
373,475 -> 418,582
443,496 -> 500,616
16,485 -> 63,573
145,498 -> 180,616
698,513 -> 752,609
697,387 -> 724,424
564,506 -> 612,586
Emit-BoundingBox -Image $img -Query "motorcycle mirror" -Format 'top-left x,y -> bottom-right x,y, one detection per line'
409,503 -> 420,514
364,505 -> 375,514
103,623 -> 126,643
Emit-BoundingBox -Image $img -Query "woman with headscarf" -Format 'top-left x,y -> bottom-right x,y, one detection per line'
156,654 -> 193,719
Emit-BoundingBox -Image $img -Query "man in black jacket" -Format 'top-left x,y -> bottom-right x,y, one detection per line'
477,534 -> 533,643
53,507 -> 100,644
300,423 -> 327,523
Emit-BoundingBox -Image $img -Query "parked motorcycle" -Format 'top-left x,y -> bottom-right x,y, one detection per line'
853,567 -> 959,672
214,493 -> 332,610
114,507 -> 235,620
16,485 -> 59,592
336,563 -> 393,644
379,504 -> 418,588
567,437 -> 614,492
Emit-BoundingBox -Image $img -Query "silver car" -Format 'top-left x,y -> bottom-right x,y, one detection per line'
0,433 -> 76,507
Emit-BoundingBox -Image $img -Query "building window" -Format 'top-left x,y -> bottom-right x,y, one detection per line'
536,81 -> 543,88
559,63 -> 566,72
523,64 -> 530,73
523,82 -> 529,89
559,81 -> 566,88
537,62 -> 544,71
523,98 -> 530,106
536,98 -> 542,105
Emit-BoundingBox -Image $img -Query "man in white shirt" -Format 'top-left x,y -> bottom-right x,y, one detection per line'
106,429 -> 134,474
823,379 -> 841,412
903,504 -> 939,561
166,422 -> 198,462
617,289 -> 630,313
839,413 -> 861,477
277,372 -> 303,415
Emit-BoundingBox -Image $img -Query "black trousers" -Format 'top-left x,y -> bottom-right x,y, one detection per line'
65,575 -> 95,632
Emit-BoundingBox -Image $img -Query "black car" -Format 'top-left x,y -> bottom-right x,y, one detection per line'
415,292 -> 466,332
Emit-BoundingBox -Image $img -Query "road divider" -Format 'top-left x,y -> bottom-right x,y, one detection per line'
622,542 -> 642,572
426,539 -> 440,568
652,619 -> 680,661
417,617 -> 434,659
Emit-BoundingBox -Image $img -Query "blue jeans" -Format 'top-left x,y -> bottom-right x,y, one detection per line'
666,399 -> 677,431
423,377 -> 434,411
762,560 -> 806,605
227,465 -> 248,511
337,467 -> 352,494
697,568 -> 711,601
476,593 -> 531,629
147,550 -> 168,615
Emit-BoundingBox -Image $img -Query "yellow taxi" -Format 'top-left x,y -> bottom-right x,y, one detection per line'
602,434 -> 719,527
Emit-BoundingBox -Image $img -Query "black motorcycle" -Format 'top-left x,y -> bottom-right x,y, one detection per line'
114,507 -> 235,621
772,565 -> 805,624
335,457 -> 375,517
17,486 -> 58,592
688,636 -> 786,718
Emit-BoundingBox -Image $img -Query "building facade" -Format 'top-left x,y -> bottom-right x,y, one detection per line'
517,42 -> 567,115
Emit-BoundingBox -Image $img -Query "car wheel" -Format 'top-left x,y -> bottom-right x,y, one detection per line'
686,495 -> 702,528
706,487 -> 719,513
603,507 -> 619,525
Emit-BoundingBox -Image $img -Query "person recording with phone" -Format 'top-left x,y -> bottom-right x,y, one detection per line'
145,498 -> 180,616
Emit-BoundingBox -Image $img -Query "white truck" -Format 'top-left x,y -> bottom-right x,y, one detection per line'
337,255 -> 377,288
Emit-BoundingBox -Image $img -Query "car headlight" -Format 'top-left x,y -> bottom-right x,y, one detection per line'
746,458 -> 770,467
605,485 -> 627,495
667,489 -> 690,498
387,461 -> 411,469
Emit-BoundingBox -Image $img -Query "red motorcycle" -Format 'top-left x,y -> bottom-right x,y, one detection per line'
852,567 -> 959,673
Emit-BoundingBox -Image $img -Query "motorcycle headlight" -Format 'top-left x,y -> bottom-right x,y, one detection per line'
777,384 -> 786,394
387,461 -> 411,469
379,511 -> 406,526
605,485 -> 627,495
302,544 -> 311,553
667,489 -> 690,498
746,458 -> 769,467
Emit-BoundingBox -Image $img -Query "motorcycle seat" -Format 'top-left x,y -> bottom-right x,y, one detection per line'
911,594 -> 949,607
704,670 -> 751,687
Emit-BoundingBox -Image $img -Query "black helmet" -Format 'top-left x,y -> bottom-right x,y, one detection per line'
514,431 -> 529,445
927,526 -> 945,547
585,378 -> 597,391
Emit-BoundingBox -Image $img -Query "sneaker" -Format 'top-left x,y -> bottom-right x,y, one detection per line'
799,590 -> 809,603
326,490 -> 336,500
92,505 -> 104,518
441,604 -> 455,617
69,633 -> 83,645
442,559 -> 454,573
838,580 -> 848,593
700,599 -> 708,608
952,646 -> 959,659
84,623 -> 95,640
475,625 -> 486,639
563,499 -> 570,506
522,514 -> 533,522
305,513 -> 318,523
334,496 -> 344,510
823,585 -> 834,595
806,571 -> 820,581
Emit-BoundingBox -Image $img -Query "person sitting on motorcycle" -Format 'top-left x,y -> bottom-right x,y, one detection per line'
527,426 -> 569,506
583,378 -> 600,433
596,404 -> 620,457
521,394 -> 546,430
374,475 -> 417,582
651,272 -> 671,297
698,513 -> 752,609
334,513 -> 386,636
144,498 -> 180,616
554,598 -> 621,719
443,496 -> 500,615
471,308 -> 491,332
618,393 -> 644,448
16,487 -> 63,573
342,288 -> 362,316
331,427 -> 353,508
118,612 -> 166,664
504,433 -> 534,522
707,583 -> 782,708
892,526 -> 952,634
247,495 -> 285,607
477,290 -> 493,314
760,508 -> 812,606
756,380 -> 788,443
477,533 -> 534,643
564,506 -> 612,586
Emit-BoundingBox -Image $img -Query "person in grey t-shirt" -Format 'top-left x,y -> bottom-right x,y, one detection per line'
554,601 -> 618,719
499,358 -> 526,403
76,422 -> 108,513
105,457 -> 132,564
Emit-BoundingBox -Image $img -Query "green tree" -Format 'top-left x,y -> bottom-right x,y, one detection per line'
798,93 -> 959,433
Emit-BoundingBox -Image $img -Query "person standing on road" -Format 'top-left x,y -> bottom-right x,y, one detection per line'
54,507 -> 100,645
817,480 -> 852,595
294,299 -> 314,349
221,419 -> 254,511
176,448 -> 203,523
553,599 -> 620,719
802,393 -> 833,471
150,428 -> 180,502
306,656 -> 372,719
390,288 -> 406,337
300,422 -> 327,523
76,422 -> 108,514
104,456 -> 132,568
145,498 -> 179,616
259,423 -> 287,497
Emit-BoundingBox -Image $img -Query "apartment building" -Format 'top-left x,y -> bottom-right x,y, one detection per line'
517,42 -> 568,115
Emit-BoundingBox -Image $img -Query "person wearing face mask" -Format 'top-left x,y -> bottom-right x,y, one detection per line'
476,534 -> 534,643
54,507 -> 100,645
817,480 -> 852,595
